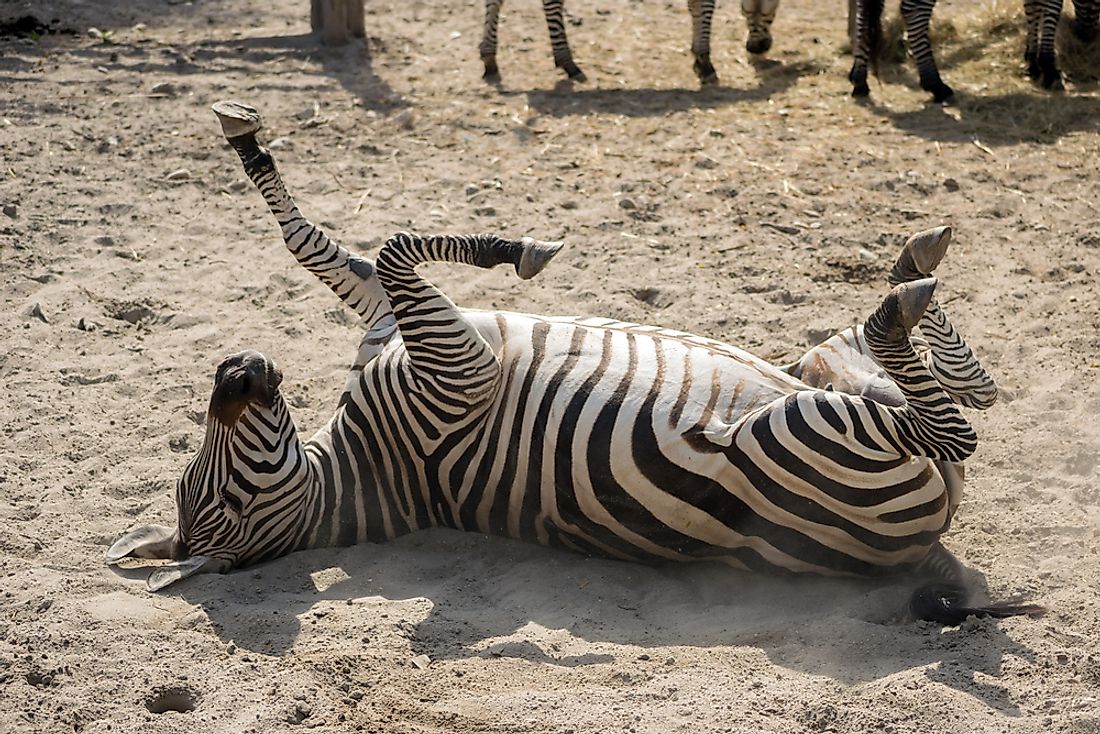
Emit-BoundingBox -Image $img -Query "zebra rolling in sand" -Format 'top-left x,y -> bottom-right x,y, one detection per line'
108,101 -> 1043,625
479,0 -> 721,84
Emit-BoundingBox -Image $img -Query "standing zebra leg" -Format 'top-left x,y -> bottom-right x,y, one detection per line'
542,0 -> 586,81
740,0 -> 779,55
481,0 -> 505,81
374,232 -> 561,410
900,0 -> 954,102
212,102 -> 393,335
887,226 -> 998,410
1023,0 -> 1045,80
1073,0 -> 1100,40
849,0 -> 885,97
1030,0 -> 1066,89
688,0 -> 719,83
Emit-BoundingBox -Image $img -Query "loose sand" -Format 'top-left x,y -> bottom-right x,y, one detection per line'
1,0 -> 1099,732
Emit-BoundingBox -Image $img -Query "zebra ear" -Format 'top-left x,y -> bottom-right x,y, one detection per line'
105,524 -> 177,563
147,555 -> 231,592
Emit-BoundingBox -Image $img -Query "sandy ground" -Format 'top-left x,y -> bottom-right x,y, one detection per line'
2,0 -> 1100,731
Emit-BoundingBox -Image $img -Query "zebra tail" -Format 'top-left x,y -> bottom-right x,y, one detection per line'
908,584 -> 1046,625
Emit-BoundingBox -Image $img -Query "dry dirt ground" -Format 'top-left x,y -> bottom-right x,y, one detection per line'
2,0 -> 1100,732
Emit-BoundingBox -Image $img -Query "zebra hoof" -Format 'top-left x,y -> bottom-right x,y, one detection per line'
212,101 -> 264,140
516,238 -> 564,280
890,226 -> 951,284
746,36 -> 772,55
694,59 -> 718,85
891,277 -> 937,332
851,82 -> 870,98
1073,21 -> 1097,42
930,83 -> 955,104
1040,72 -> 1065,91
482,57 -> 501,83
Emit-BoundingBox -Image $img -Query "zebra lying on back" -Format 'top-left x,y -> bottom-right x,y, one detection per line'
849,0 -> 1100,101
108,101 -> 1044,625
480,0 -> 721,84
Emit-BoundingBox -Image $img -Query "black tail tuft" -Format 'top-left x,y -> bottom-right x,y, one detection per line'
909,584 -> 1046,625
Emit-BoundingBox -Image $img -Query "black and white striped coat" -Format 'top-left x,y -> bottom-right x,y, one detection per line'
848,0 -> 1100,100
479,0 -> 720,83
108,102 -> 1043,624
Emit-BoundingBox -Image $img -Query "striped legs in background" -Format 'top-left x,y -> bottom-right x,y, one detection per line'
1025,0 -> 1100,90
689,0 -> 719,83
479,0 -> 720,83
740,0 -> 779,54
850,0 -> 951,102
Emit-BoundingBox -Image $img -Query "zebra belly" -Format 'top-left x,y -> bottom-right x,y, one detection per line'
423,314 -> 952,577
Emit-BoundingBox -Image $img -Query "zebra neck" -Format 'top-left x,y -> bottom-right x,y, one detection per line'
294,427 -> 391,550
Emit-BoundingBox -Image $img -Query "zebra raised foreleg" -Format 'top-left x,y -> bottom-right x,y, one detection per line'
213,101 -> 397,398
212,102 -> 393,335
373,232 -> 562,425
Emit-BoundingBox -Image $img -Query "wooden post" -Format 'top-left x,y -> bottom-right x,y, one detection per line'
349,0 -> 366,38
312,0 -> 364,46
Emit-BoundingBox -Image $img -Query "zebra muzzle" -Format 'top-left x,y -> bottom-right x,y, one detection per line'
210,351 -> 284,423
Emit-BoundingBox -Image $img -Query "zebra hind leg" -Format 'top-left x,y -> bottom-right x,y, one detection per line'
888,226 -> 998,410
1074,0 -> 1100,40
900,0 -> 954,102
908,544 -> 1045,624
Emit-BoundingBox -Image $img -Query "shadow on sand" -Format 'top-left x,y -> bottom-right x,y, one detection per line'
132,528 -> 1043,716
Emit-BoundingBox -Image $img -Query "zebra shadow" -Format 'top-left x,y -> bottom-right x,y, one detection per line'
175,528 -> 1039,714
52,31 -> 406,113
858,91 -> 1100,146
518,59 -> 821,117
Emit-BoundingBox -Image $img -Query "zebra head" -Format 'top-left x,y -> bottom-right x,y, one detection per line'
741,0 -> 779,54
107,351 -> 313,590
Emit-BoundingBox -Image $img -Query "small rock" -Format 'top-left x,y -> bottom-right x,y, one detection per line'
474,206 -> 496,217
806,326 -> 836,345
464,184 -> 480,197
94,235 -> 116,247
87,27 -> 104,40
560,201 -> 578,210
226,641 -> 237,655
228,180 -> 248,192
664,656 -> 676,666
393,110 -> 414,130
27,302 -> 49,323
857,248 -> 878,262
695,156 -> 719,170
2,203 -> 16,218
166,168 -> 191,182
77,317 -> 101,332
410,654 -> 432,670
268,137 -> 291,150
618,197 -> 636,210
150,81 -> 177,96
943,178 -> 960,192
